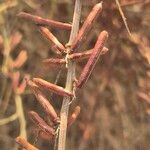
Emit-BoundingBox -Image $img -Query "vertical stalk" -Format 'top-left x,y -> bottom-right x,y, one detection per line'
15,94 -> 27,140
58,0 -> 82,150
0,28 -> 10,110
2,28 -> 10,74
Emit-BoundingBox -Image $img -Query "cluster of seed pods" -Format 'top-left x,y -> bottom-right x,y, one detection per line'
16,2 -> 109,149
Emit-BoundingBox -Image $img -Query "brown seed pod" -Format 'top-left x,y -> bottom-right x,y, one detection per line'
77,31 -> 108,88
43,47 -> 108,66
69,47 -> 109,61
27,79 -> 38,89
68,106 -> 81,127
38,26 -> 66,54
16,136 -> 39,150
28,111 -> 55,136
33,78 -> 73,97
43,58 -> 66,66
17,12 -> 72,30
28,80 -> 58,123
71,2 -> 103,52
10,50 -> 27,69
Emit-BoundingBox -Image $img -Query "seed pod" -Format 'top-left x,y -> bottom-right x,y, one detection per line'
10,50 -> 27,69
43,47 -> 108,66
38,26 -> 66,54
28,80 -> 58,123
10,32 -> 22,52
77,31 -> 108,88
71,2 -> 103,52
28,111 -> 55,136
17,12 -> 72,30
68,106 -> 81,127
51,43 -> 64,55
69,47 -> 108,61
27,79 -> 38,88
16,136 -> 39,150
33,78 -> 73,97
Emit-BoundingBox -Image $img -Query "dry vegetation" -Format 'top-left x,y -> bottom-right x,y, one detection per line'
0,0 -> 150,150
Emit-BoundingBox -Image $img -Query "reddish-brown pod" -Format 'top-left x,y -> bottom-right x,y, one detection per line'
33,78 -> 73,97
38,26 -> 66,54
71,2 -> 103,52
28,80 -> 58,123
28,111 -> 55,136
43,47 -> 108,66
17,12 -> 72,30
11,50 -> 27,69
10,32 -> 22,51
69,47 -> 108,61
77,31 -> 108,88
16,136 -> 39,150
68,106 -> 81,127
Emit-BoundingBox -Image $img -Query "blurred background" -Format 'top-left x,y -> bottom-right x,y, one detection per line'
0,0 -> 150,149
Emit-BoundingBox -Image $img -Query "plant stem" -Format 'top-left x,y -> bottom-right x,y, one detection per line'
15,94 -> 27,140
58,0 -> 82,150
115,0 -> 131,36
0,113 -> 18,125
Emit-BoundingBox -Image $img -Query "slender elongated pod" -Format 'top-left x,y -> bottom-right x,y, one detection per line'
28,111 -> 55,136
27,80 -> 59,123
17,12 -> 72,30
71,2 -> 103,52
43,47 -> 108,66
16,137 -> 39,150
68,106 -> 81,127
33,78 -> 73,97
77,31 -> 108,88
38,26 -> 66,54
